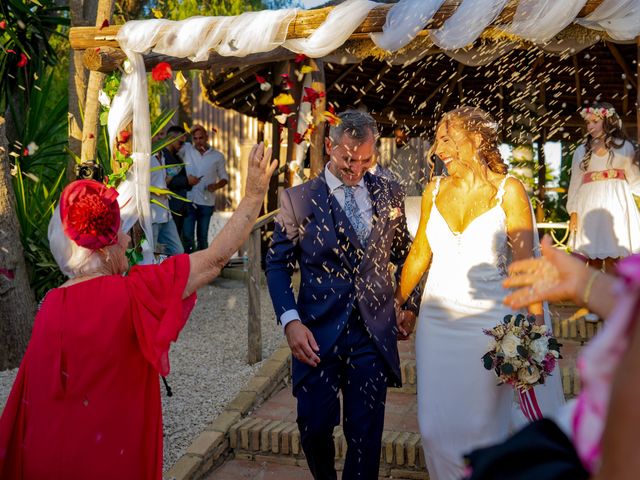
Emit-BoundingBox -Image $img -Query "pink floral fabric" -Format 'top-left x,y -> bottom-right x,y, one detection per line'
571,254 -> 640,471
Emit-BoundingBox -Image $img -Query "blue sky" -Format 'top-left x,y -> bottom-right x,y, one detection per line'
301,0 -> 325,7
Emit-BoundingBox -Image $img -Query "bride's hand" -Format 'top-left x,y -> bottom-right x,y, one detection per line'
503,235 -> 586,308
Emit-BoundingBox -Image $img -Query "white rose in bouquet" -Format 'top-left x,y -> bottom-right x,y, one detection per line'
530,337 -> 549,363
518,367 -> 541,384
500,333 -> 521,358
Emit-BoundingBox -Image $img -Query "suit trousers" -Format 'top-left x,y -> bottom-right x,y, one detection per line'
296,313 -> 389,480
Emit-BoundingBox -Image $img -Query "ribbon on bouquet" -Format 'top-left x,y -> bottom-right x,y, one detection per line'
518,388 -> 544,421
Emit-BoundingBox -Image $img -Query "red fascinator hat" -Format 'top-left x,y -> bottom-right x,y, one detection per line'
59,180 -> 120,250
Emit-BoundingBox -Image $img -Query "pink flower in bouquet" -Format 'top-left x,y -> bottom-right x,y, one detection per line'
542,355 -> 556,374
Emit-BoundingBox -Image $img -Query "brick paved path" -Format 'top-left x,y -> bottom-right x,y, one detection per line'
206,303 -> 591,479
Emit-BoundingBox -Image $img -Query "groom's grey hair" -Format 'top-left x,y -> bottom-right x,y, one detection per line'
329,109 -> 379,144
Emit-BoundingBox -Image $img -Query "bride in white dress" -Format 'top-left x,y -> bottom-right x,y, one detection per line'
396,107 -> 564,479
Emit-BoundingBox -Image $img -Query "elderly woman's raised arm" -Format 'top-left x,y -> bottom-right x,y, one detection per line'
183,143 -> 276,297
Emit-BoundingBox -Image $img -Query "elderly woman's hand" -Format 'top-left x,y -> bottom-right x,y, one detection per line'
245,143 -> 276,199
503,235 -> 586,308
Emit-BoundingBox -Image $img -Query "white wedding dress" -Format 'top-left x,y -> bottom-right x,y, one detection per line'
416,176 -> 564,479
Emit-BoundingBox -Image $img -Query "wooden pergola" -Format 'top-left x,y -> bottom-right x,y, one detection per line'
69,0 -> 640,187
68,0 -> 640,362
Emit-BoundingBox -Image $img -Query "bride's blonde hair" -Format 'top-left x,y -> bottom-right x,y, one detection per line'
437,106 -> 508,175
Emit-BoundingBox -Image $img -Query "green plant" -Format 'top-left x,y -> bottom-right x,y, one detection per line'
0,0 -> 69,113
8,64 -> 68,298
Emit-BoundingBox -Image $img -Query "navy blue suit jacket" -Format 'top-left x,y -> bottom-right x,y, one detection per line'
266,172 -> 420,392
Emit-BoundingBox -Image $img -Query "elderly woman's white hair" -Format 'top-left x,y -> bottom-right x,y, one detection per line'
48,204 -> 105,278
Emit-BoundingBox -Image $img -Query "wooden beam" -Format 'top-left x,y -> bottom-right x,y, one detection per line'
606,41 -> 638,91
438,63 -> 465,112
82,46 -> 296,73
205,64 -> 265,98
69,0 -> 607,51
215,80 -> 261,107
386,61 -> 429,107
327,62 -> 361,93
572,54 -> 582,108
355,62 -> 393,104
83,46 -> 127,72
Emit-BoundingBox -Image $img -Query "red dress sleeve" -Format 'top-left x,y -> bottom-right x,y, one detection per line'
126,254 -> 196,376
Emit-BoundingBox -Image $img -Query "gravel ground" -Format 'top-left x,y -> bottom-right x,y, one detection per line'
0,274 -> 285,471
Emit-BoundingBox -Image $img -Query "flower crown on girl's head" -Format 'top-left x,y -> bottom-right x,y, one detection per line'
580,106 -> 616,120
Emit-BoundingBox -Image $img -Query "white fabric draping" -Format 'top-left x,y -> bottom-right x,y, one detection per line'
370,0 -> 446,52
430,0 -> 509,50
108,11 -> 295,259
576,0 -> 640,41
285,0 -> 380,58
107,0 -> 640,262
501,0 -> 588,43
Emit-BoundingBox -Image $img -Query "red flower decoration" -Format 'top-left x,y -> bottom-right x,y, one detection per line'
17,53 -> 28,67
118,130 -> 131,143
60,180 -> 120,250
22,148 -> 29,156
255,74 -> 267,84
276,104 -> 293,115
303,87 -> 325,105
294,53 -> 307,64
0,20 -> 6,30
280,73 -> 294,90
151,62 -> 172,82
293,132 -> 304,144
118,144 -> 130,156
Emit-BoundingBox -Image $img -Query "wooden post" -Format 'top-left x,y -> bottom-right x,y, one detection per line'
269,117 -> 282,212
309,58 -> 326,178
285,60 -> 303,188
536,130 -> 547,222
637,36 -> 640,142
247,228 -> 262,364
79,0 -> 115,164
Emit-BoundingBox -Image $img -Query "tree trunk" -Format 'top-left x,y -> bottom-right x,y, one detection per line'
0,117 -> 36,370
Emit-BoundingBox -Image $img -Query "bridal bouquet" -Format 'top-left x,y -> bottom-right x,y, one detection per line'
482,314 -> 561,392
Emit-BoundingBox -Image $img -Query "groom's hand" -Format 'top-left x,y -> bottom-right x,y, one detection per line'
285,320 -> 321,367
397,310 -> 416,340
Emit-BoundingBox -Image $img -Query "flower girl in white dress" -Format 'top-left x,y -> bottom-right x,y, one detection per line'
396,107 -> 564,479
567,102 -> 640,272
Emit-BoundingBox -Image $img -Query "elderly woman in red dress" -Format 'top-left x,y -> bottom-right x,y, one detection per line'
0,144 -> 275,479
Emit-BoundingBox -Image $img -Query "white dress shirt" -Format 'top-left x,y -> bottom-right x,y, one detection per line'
280,164 -> 374,331
179,142 -> 229,207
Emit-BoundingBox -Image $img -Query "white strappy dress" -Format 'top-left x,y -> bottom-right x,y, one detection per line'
416,176 -> 563,480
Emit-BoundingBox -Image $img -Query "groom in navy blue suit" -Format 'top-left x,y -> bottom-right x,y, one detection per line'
266,110 -> 421,479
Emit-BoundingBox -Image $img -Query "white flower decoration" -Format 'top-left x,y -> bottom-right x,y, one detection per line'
27,141 -> 39,155
98,89 -> 111,108
500,333 -> 521,358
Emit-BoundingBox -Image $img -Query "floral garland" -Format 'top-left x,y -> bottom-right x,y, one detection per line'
580,106 -> 616,120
